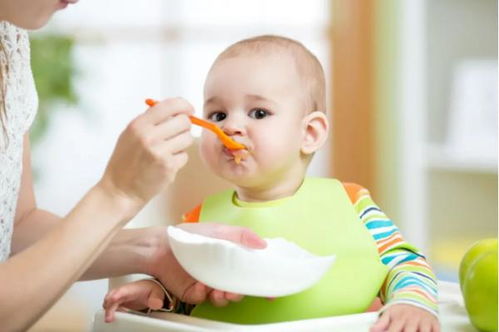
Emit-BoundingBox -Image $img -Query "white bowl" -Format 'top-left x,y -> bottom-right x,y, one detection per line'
167,226 -> 335,297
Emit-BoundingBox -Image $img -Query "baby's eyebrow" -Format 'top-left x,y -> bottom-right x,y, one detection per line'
204,96 -> 221,107
204,94 -> 276,108
246,94 -> 275,104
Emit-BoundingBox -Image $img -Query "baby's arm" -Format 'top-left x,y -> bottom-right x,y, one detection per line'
346,183 -> 439,331
103,279 -> 167,323
371,240 -> 440,332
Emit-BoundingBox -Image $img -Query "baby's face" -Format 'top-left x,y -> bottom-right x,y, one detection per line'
200,53 -> 309,188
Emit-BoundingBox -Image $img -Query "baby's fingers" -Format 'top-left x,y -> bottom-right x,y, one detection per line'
103,288 -> 137,323
105,288 -> 131,307
420,319 -> 433,332
147,285 -> 166,310
387,318 -> 405,332
402,318 -> 419,332
103,289 -> 117,310
425,316 -> 440,332
370,311 -> 390,332
104,301 -> 122,323
103,289 -> 128,323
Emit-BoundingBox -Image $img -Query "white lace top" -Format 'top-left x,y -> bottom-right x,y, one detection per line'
0,21 -> 38,261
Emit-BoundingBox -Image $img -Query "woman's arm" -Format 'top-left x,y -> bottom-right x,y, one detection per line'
10,135 -> 260,286
11,137 -> 156,278
5,135 -> 142,330
2,98 -> 194,330
3,178 -> 136,331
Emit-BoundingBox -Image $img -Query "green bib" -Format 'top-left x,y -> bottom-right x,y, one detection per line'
191,177 -> 388,324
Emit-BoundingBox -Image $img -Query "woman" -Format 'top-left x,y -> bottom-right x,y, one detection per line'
0,0 -> 265,330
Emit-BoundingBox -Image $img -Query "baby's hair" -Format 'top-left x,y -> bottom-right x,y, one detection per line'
213,35 -> 326,113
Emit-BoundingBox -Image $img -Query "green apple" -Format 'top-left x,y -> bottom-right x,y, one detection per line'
459,238 -> 498,332
459,238 -> 498,290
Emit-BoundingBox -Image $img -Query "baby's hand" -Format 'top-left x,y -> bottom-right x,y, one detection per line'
370,304 -> 440,332
103,279 -> 165,323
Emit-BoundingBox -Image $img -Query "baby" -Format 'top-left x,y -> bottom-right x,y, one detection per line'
103,35 -> 440,331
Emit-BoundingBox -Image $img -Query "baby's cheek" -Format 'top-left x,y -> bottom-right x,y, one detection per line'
258,141 -> 301,170
256,139 -> 289,158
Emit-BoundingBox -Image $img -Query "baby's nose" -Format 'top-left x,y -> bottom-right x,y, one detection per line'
222,116 -> 245,136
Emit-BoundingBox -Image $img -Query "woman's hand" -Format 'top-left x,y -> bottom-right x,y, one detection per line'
99,98 -> 194,210
146,223 -> 267,306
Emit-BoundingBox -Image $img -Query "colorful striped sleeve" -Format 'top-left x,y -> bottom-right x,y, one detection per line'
344,183 -> 439,316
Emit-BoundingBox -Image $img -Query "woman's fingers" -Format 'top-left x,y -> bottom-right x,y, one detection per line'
178,223 -> 267,249
143,97 -> 194,125
207,290 -> 244,306
149,113 -> 192,142
139,113 -> 191,146
169,152 -> 189,178
127,114 -> 192,152
182,282 -> 208,304
156,130 -> 194,156
225,292 -> 243,302
209,290 -> 229,307
100,97 -> 195,205
181,281 -> 244,306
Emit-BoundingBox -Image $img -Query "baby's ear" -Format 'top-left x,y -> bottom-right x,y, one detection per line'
301,111 -> 329,155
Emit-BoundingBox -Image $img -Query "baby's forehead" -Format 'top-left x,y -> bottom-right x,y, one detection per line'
205,37 -> 325,112
211,41 -> 323,92
205,55 -> 305,98
206,51 -> 302,89
215,45 -> 300,68
208,48 -> 309,92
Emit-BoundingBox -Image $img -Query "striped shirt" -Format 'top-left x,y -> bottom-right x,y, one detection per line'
183,182 -> 438,316
343,183 -> 438,316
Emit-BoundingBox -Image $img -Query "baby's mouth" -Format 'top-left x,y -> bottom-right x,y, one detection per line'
223,147 -> 250,164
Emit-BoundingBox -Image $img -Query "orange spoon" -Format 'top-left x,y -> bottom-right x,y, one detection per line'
145,99 -> 245,150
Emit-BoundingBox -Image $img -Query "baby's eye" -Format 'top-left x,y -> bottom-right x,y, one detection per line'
207,112 -> 227,122
248,108 -> 270,120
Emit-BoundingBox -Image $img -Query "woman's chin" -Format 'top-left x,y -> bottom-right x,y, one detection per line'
7,15 -> 51,30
